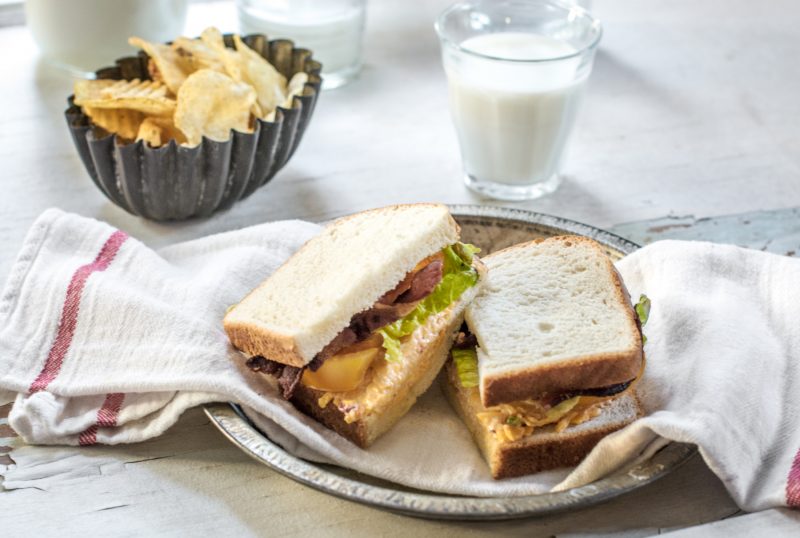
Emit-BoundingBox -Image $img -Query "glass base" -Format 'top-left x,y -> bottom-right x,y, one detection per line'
39,55 -> 97,79
464,173 -> 561,201
321,64 -> 361,90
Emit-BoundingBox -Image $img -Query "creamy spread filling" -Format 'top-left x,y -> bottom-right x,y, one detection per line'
474,391 -> 616,443
453,351 -> 645,444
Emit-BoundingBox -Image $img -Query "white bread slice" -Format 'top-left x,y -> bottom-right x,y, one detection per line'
442,360 -> 642,479
466,236 -> 643,407
224,204 -> 460,367
292,270 -> 484,448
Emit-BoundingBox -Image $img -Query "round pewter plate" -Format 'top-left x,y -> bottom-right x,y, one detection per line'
204,205 -> 696,520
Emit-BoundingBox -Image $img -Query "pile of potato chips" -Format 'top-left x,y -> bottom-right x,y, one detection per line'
73,27 -> 308,147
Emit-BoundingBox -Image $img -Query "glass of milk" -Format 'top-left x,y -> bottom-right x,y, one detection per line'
238,0 -> 367,90
435,0 -> 602,200
26,0 -> 188,77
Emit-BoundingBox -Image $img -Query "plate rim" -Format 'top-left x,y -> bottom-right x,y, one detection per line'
204,205 -> 696,520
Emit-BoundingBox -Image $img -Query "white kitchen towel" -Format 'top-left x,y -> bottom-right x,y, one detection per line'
556,239 -> 800,512
0,209 -> 799,510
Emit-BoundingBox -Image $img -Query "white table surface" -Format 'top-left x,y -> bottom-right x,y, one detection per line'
1,0 -> 799,536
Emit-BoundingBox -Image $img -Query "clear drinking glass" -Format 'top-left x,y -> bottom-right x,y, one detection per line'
237,0 -> 367,90
26,0 -> 188,77
435,0 -> 602,201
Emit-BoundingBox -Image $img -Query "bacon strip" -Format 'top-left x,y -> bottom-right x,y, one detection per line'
309,256 -> 444,371
246,356 -> 304,399
396,260 -> 442,303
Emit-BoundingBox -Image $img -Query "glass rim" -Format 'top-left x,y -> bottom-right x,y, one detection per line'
434,0 -> 603,64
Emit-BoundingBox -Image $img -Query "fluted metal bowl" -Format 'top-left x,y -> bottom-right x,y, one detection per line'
65,34 -> 322,221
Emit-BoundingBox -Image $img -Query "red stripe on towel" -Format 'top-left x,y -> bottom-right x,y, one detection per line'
787,447 -> 800,507
28,231 -> 128,393
79,393 -> 125,446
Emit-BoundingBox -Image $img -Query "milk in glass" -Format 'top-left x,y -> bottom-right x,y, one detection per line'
26,0 -> 188,74
443,33 -> 585,187
238,0 -> 366,89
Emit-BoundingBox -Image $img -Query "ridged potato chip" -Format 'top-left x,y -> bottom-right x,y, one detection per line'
83,106 -> 144,140
73,79 -> 116,100
233,34 -> 287,117
175,69 -> 257,146
74,79 -> 176,116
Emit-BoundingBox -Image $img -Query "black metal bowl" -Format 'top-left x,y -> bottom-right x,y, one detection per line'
64,34 -> 322,221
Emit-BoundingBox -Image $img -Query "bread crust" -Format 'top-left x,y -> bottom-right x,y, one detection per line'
489,415 -> 637,479
480,351 -> 642,407
442,361 -> 642,479
478,235 -> 644,407
224,203 -> 460,367
291,383 -> 371,446
224,322 -> 307,368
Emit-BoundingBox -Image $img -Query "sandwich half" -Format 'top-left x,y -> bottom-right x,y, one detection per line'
224,203 -> 485,447
443,236 -> 645,479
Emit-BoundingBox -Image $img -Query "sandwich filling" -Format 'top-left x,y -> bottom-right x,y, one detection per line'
247,242 -> 481,403
451,294 -> 649,444
451,338 -> 644,443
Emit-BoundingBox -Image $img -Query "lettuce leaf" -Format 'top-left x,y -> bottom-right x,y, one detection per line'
452,348 -> 479,388
379,242 -> 479,362
634,294 -> 651,344
635,294 -> 650,326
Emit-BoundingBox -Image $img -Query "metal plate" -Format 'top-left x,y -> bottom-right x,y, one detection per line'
204,205 -> 696,520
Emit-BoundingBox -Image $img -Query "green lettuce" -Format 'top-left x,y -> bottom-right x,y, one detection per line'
452,348 -> 479,388
379,242 -> 480,362
634,294 -> 651,344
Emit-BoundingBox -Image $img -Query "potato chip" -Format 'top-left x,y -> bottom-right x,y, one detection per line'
74,79 -> 176,116
83,106 -> 144,140
174,69 -> 257,146
136,117 -> 163,147
261,72 -> 309,122
233,34 -> 287,117
73,79 -> 117,101
283,72 -> 309,108
199,27 -> 243,82
129,36 -> 189,94
147,115 -> 187,145
135,116 -> 187,147
172,35 -> 226,74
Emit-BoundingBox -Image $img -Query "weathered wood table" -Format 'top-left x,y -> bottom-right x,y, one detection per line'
1,0 -> 799,535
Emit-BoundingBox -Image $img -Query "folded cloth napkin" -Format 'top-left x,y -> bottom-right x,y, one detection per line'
560,239 -> 800,512
1,209 -> 799,509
